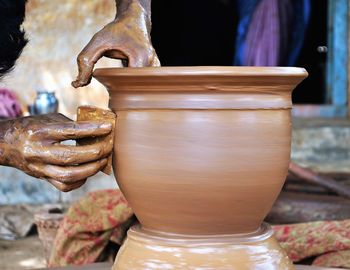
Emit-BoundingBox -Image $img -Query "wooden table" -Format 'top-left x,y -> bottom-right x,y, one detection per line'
33,262 -> 344,270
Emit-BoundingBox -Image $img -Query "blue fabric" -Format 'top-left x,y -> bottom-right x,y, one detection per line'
234,0 -> 261,66
287,0 -> 311,66
233,0 -> 311,66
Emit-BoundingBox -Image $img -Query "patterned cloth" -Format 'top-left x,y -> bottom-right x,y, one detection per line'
0,88 -> 22,118
48,190 -> 134,267
273,221 -> 350,268
49,189 -> 350,268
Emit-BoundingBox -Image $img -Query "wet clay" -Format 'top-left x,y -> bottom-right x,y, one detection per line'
93,66 -> 307,268
94,66 -> 307,234
116,224 -> 294,270
0,113 -> 113,192
77,106 -> 116,174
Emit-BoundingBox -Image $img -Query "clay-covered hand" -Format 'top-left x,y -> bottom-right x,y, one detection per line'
72,0 -> 159,88
0,113 -> 113,192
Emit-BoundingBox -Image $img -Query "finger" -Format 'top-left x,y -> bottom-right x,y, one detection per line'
32,121 -> 112,141
72,36 -> 111,88
27,140 -> 113,165
45,113 -> 72,122
104,50 -> 128,60
28,158 -> 108,183
47,179 -> 86,192
30,113 -> 72,124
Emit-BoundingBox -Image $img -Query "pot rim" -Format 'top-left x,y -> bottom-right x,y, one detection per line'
94,66 -> 307,79
94,67 -> 307,110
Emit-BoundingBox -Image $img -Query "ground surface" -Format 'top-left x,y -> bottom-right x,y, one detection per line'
0,236 -> 46,270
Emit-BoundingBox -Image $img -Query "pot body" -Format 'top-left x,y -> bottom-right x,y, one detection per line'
114,109 -> 290,234
94,67 -> 307,236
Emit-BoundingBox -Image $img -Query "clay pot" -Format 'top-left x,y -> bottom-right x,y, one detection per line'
94,66 -> 306,234
94,66 -> 307,269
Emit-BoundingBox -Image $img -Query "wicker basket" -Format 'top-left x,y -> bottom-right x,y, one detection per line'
34,206 -> 64,265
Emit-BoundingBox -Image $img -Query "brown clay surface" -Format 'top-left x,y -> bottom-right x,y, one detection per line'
94,66 -> 307,235
114,224 -> 294,270
113,109 -> 291,234
94,67 -> 306,110
77,106 -> 116,175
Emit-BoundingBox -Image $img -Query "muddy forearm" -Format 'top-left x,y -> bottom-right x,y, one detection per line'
0,120 -> 13,166
116,0 -> 151,15
115,0 -> 152,29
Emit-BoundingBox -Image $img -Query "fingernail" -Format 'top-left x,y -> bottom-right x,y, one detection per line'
71,81 -> 78,88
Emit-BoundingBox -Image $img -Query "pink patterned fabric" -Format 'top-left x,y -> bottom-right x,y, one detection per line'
50,190 -> 350,268
273,220 -> 350,268
49,190 -> 134,267
0,89 -> 22,118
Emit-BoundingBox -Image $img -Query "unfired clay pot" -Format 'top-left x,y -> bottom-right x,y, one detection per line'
94,66 -> 307,270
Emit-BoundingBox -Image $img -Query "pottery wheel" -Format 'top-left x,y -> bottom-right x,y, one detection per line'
113,223 -> 294,270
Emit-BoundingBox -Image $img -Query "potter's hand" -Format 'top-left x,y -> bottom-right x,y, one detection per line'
0,114 -> 113,192
72,0 -> 159,88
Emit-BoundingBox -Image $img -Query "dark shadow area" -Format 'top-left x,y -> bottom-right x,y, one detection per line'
293,0 -> 328,104
152,0 -> 328,104
152,0 -> 237,66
